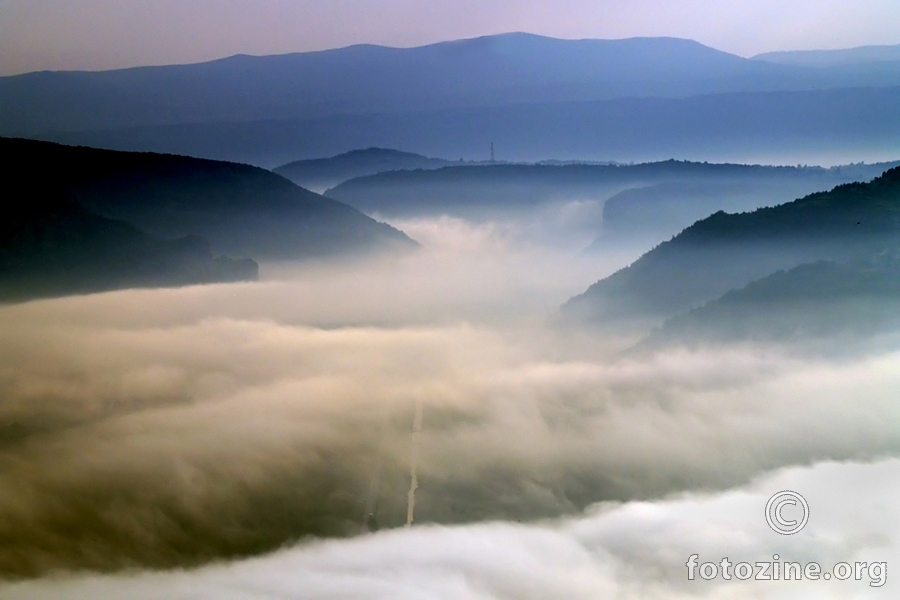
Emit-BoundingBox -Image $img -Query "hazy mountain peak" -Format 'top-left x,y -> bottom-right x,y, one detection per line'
339,147 -> 434,159
753,43 -> 900,67
274,147 -> 452,191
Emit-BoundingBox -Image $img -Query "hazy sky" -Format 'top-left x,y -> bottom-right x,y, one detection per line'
1,0 -> 899,75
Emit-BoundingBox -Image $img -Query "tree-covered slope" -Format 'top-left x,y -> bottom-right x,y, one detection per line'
563,166 -> 900,322
642,256 -> 900,347
1,138 -> 416,260
1,187 -> 257,301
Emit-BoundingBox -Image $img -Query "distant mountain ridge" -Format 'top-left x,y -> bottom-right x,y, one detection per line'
754,44 -> 900,67
4,32 -> 900,147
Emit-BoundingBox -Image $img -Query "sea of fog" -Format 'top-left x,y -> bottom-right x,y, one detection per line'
0,215 -> 898,598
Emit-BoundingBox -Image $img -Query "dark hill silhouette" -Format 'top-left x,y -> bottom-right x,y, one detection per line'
563,165 -> 900,324
274,148 -> 453,191
1,186 -> 257,302
1,138 -> 416,261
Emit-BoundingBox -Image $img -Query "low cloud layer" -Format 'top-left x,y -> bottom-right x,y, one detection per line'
2,285 -> 900,577
1,217 -> 898,584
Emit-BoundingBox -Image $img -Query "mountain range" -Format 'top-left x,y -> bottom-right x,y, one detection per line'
3,33 -> 900,166
8,33 -> 899,134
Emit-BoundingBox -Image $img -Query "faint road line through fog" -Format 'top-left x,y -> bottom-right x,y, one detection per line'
406,398 -> 424,527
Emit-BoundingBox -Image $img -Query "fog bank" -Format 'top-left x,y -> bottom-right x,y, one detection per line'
1,216 -> 898,580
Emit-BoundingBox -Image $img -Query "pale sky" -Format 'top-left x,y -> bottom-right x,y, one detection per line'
1,0 -> 899,75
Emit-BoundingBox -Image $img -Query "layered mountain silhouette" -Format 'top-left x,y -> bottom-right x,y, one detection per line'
1,185 -> 257,302
3,34 -> 900,166
563,166 -> 900,326
274,148 -> 453,191
2,138 -> 415,263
